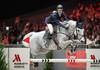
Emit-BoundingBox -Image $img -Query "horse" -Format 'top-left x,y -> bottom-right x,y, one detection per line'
22,20 -> 85,58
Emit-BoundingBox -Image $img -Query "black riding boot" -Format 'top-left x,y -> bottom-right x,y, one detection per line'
43,30 -> 52,48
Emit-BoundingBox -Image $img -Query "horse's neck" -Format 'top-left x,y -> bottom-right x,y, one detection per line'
57,26 -> 72,37
57,26 -> 67,33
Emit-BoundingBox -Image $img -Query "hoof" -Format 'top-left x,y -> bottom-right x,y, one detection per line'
34,62 -> 39,67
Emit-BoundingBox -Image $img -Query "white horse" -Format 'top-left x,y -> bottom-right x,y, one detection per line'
22,20 -> 84,57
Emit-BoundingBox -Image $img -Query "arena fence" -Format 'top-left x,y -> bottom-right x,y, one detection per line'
0,44 -> 100,70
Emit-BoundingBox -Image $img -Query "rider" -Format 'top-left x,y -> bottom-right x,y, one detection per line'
44,4 -> 68,48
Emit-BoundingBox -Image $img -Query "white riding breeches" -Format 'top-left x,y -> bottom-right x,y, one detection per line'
47,24 -> 54,34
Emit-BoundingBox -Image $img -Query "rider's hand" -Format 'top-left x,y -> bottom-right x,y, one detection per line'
59,21 -> 63,24
45,26 -> 49,30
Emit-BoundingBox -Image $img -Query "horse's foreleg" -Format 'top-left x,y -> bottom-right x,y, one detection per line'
59,40 -> 73,49
61,40 -> 81,49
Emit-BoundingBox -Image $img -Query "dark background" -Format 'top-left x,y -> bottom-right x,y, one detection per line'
0,0 -> 99,19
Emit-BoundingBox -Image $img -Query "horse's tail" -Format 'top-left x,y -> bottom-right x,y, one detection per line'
22,32 -> 34,47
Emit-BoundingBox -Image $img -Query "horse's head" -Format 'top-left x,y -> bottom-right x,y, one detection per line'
59,20 -> 85,42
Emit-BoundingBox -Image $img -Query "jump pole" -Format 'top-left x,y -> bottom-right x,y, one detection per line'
30,59 -> 93,63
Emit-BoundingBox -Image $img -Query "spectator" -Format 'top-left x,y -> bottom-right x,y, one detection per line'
2,34 -> 9,44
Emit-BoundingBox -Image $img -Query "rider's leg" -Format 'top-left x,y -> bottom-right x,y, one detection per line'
43,24 -> 54,47
52,26 -> 61,50
43,29 -> 51,39
47,24 -> 54,34
44,24 -> 54,39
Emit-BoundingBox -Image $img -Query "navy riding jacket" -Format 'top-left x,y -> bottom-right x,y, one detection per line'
45,12 -> 68,29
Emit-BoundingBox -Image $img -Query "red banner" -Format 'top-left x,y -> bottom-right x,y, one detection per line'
65,50 -> 86,68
